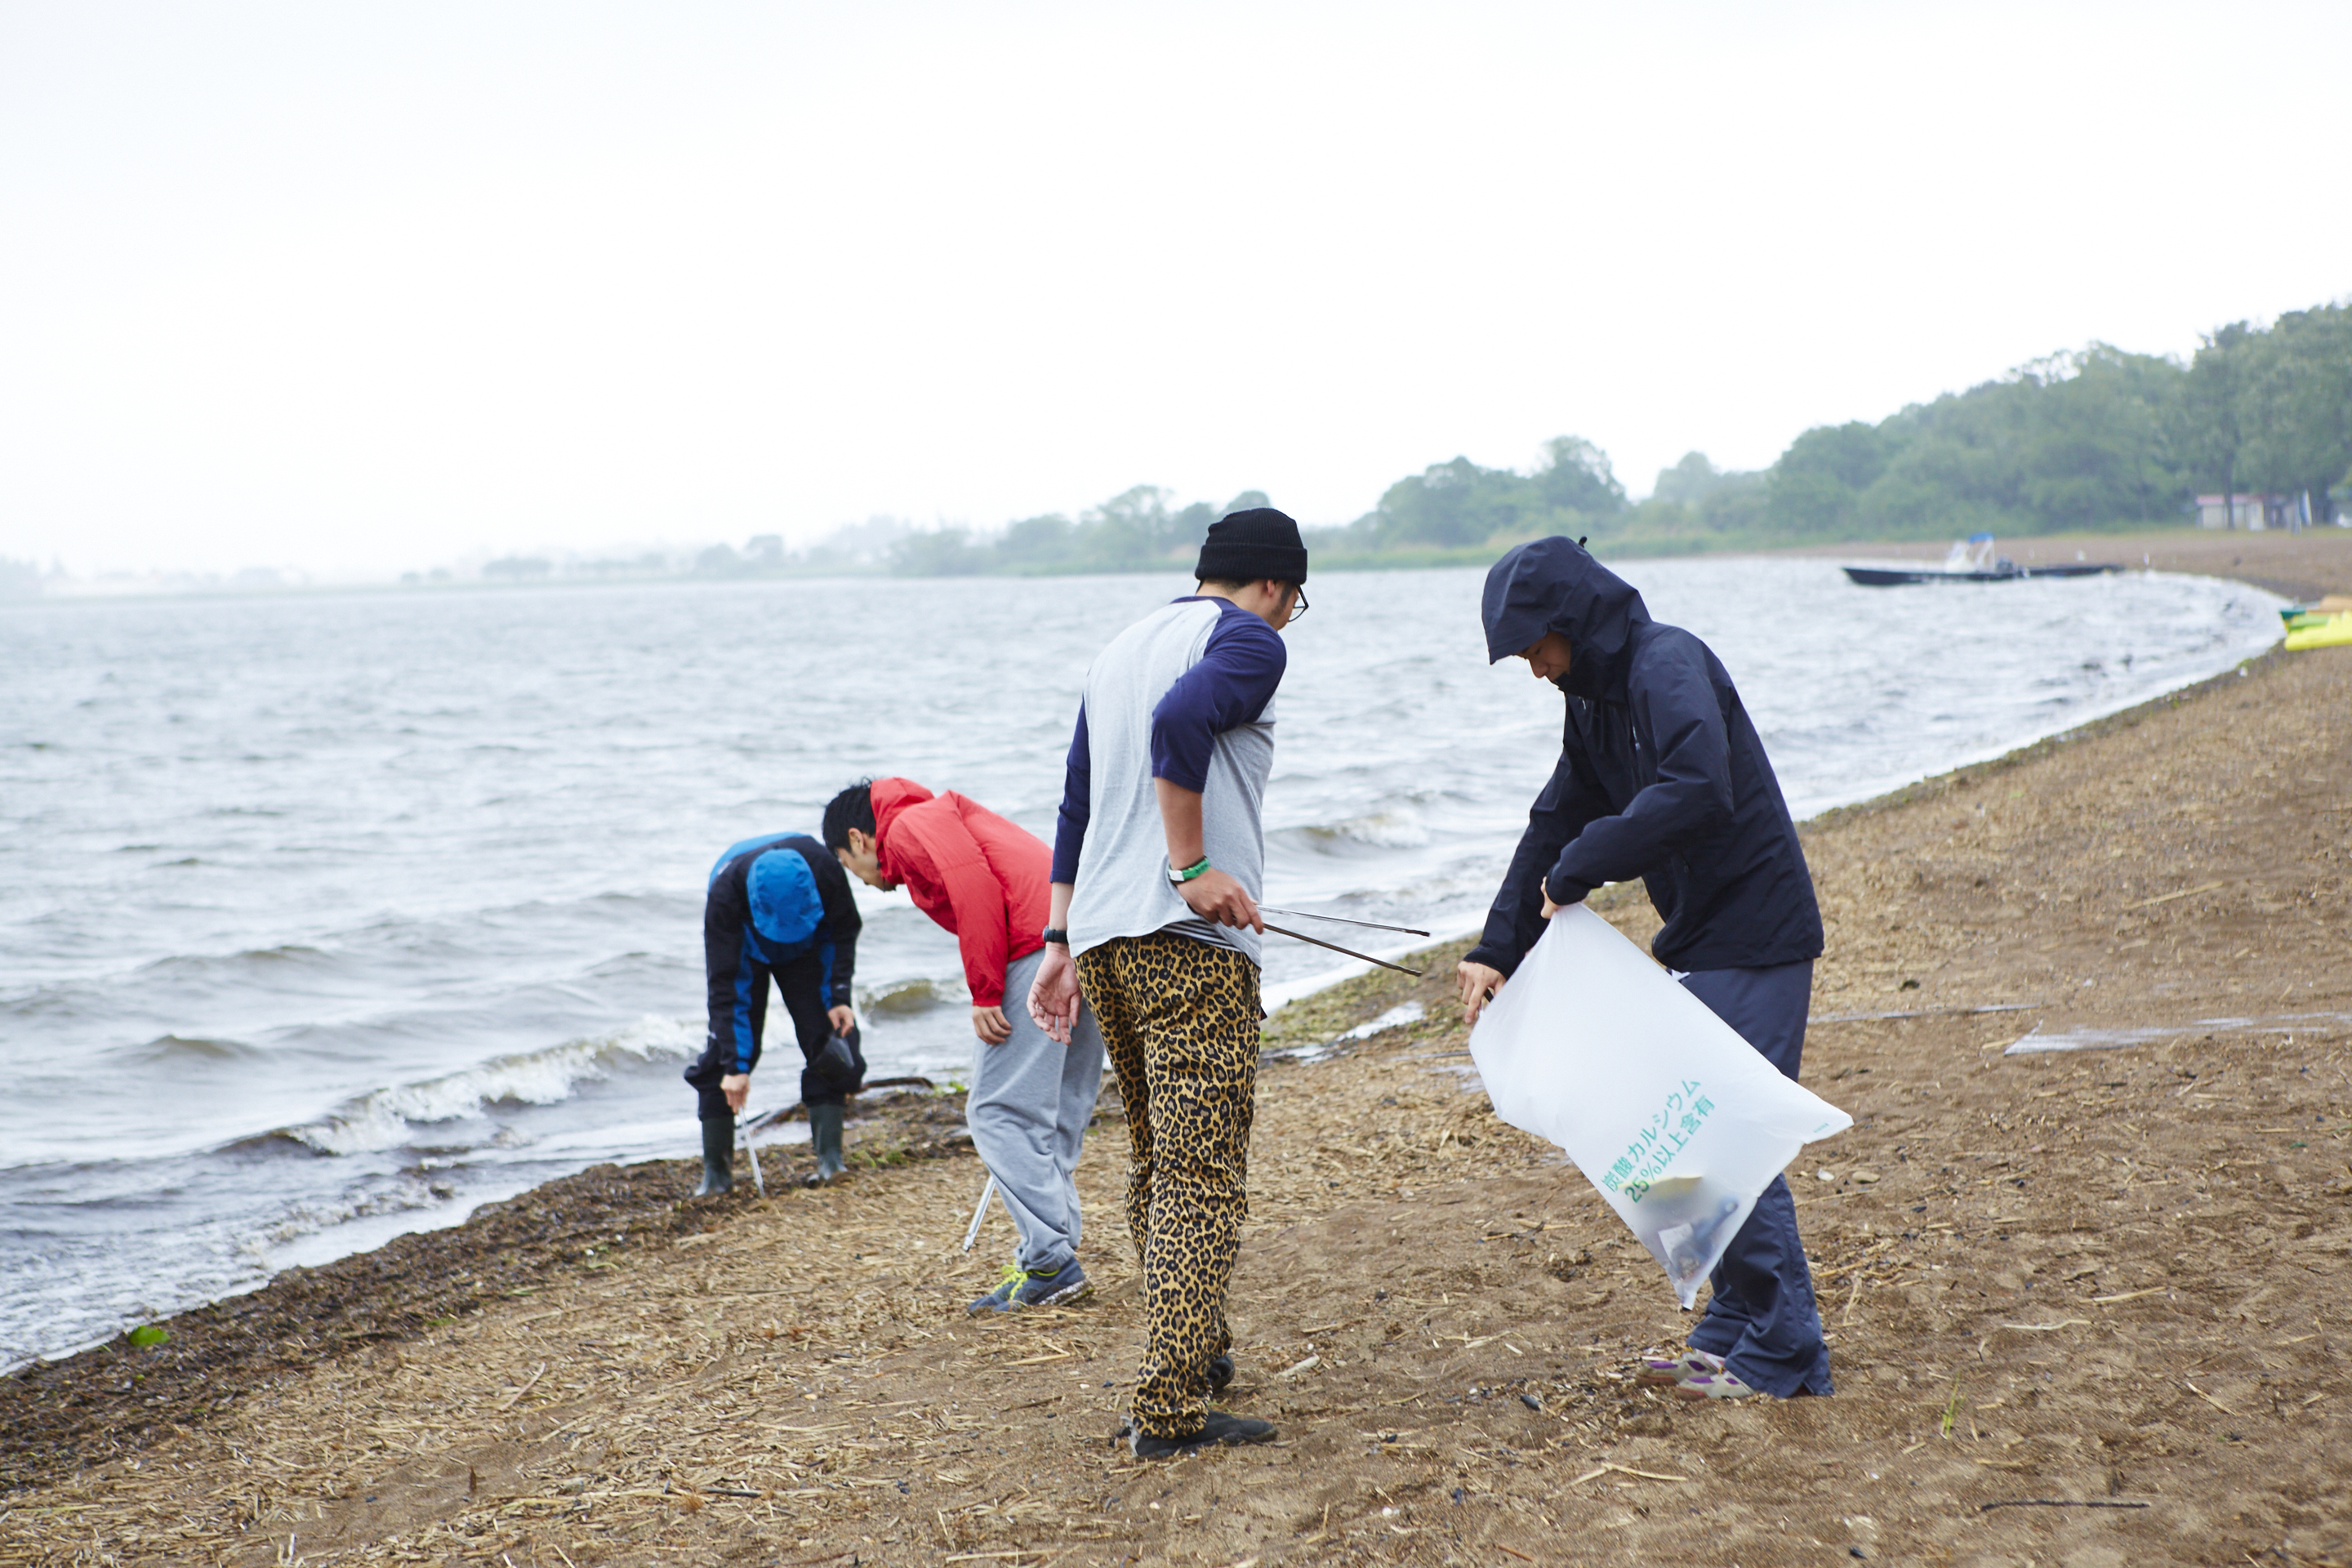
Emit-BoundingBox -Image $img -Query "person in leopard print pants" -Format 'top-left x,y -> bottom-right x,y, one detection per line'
1075,930 -> 1261,1437
1029,509 -> 1309,1458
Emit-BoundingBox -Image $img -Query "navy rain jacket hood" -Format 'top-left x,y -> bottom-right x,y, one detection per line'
1464,537 -> 1824,976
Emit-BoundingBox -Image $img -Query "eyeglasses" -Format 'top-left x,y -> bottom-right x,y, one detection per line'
1286,585 -> 1308,621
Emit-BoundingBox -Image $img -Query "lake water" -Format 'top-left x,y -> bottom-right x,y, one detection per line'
0,559 -> 2283,1368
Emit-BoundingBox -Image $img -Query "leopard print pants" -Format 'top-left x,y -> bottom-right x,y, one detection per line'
1076,930 -> 1261,1439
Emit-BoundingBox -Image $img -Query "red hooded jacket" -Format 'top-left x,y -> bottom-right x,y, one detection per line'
869,777 -> 1052,1008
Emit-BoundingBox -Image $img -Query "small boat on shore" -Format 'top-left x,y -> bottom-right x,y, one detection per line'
1842,532 -> 2125,587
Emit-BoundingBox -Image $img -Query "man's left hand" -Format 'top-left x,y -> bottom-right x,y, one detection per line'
720,1071 -> 751,1112
826,1004 -> 855,1036
972,1004 -> 1012,1045
1457,960 -> 1507,1027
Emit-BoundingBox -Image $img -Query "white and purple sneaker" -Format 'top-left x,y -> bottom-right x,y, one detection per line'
1633,1350 -> 1724,1388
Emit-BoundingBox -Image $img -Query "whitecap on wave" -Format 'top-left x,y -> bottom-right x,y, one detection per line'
245,1171 -> 461,1253
285,1015 -> 701,1156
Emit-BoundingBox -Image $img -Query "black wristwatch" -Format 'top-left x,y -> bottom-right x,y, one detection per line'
1040,927 -> 1070,947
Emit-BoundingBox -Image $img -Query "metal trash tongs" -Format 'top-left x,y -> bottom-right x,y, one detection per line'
1256,906 -> 1431,977
1259,906 -> 1431,938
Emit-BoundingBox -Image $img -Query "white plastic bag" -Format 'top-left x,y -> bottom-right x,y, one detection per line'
1468,905 -> 1851,1307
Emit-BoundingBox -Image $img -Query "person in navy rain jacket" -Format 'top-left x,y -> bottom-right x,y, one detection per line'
1455,536 -> 1831,1402
686,832 -> 862,1194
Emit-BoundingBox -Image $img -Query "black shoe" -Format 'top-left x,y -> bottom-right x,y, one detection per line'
693,1116 -> 733,1197
1129,1410 -> 1276,1459
1207,1353 -> 1234,1391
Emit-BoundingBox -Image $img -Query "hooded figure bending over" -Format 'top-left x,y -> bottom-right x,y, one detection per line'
1458,537 -> 1831,1401
685,832 -> 863,1195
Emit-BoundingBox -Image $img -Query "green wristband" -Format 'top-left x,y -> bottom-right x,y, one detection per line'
1167,856 -> 1212,884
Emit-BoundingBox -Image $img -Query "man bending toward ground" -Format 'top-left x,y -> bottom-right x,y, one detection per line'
825,776 -> 1105,1312
1027,508 -> 1310,1459
686,831 -> 863,1194
1458,537 -> 1831,1402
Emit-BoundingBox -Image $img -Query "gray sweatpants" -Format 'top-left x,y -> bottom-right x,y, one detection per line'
971,946 -> 1106,1273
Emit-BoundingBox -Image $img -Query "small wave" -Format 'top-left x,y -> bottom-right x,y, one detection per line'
858,977 -> 959,1016
1274,808 -> 1432,853
242,1171 -> 463,1252
129,1034 -> 265,1064
135,942 -> 339,981
283,1015 -> 701,1156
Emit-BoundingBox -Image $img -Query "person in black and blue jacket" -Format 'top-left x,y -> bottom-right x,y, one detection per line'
686,831 -> 863,1194
1456,537 -> 1829,1405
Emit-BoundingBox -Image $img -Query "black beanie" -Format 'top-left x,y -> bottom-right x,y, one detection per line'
1195,507 -> 1308,585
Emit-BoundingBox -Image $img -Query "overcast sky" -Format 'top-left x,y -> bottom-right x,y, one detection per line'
3,2 -> 2346,577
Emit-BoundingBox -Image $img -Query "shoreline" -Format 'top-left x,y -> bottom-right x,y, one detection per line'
0,537 -> 2322,1426
3,546 -> 2281,1379
0,544 -> 2286,1380
3,532 -> 2347,1563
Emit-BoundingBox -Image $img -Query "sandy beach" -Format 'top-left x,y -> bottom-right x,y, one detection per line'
4,528 -> 2349,1566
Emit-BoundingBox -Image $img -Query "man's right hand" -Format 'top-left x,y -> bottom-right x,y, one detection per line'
1027,945 -> 1083,1045
1456,960 -> 1507,1027
1177,868 -> 1262,933
971,1004 -> 1013,1046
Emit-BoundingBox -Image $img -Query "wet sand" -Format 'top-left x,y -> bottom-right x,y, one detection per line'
4,527 -> 2348,1566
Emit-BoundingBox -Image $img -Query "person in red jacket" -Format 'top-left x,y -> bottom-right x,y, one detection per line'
824,777 -> 1105,1312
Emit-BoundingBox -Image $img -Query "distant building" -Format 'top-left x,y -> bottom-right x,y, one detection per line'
2194,492 -> 2313,531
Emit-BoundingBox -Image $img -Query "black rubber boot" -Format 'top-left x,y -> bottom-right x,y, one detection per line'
806,1101 -> 845,1186
693,1115 -> 734,1196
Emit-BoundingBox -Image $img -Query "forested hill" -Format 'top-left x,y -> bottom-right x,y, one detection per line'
830,300 -> 2346,577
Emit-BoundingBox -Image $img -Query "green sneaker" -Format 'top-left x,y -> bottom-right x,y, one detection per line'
1015,1260 -> 1092,1308
967,1264 -> 1027,1316
965,1259 -> 1093,1315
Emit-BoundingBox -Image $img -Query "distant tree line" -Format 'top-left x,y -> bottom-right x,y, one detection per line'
392,297 -> 2352,586
1306,301 -> 2351,564
879,486 -> 1275,577
448,298 -> 2340,586
1744,301 -> 2351,542
855,300 -> 2348,576
36,302 -> 2350,602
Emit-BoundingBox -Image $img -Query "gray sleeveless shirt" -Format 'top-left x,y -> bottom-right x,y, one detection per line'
1066,599 -> 1277,966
